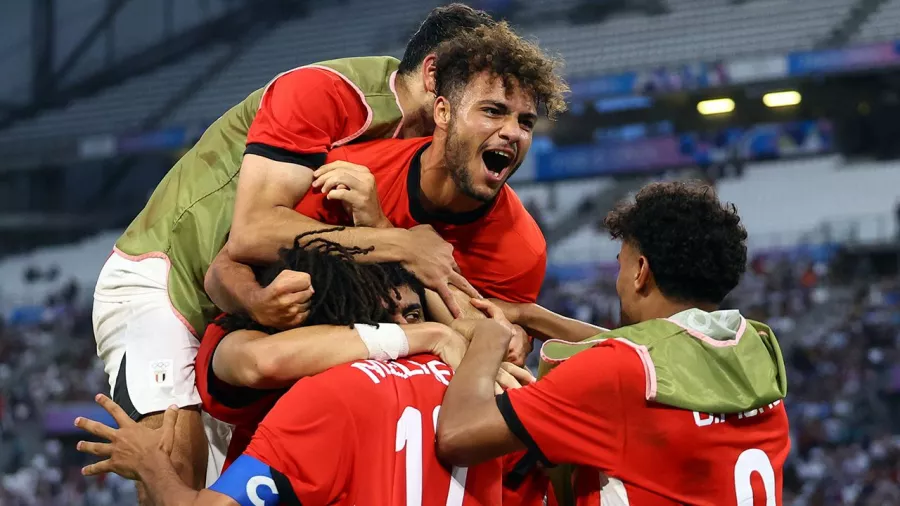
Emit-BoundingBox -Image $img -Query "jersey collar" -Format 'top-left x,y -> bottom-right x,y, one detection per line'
406,142 -> 496,226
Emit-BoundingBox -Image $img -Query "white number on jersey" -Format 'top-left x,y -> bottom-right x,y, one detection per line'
734,448 -> 776,505
395,405 -> 469,506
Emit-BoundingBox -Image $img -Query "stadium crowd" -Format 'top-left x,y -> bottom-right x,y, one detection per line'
1,242 -> 899,505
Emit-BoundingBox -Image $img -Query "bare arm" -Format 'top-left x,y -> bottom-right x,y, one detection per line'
228,155 -> 411,264
436,320 -> 525,466
213,322 -> 458,389
517,303 -> 608,342
139,451 -> 236,506
204,244 -> 260,316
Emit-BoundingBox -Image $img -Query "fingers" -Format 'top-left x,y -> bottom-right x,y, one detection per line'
437,284 -> 462,319
76,440 -> 112,458
470,298 -> 502,319
158,405 -> 178,456
494,382 -> 504,395
448,272 -> 481,299
312,161 -> 370,179
74,415 -> 117,442
81,460 -> 115,477
316,172 -> 365,194
495,368 -> 522,392
272,270 -> 313,294
501,362 -> 536,386
95,394 -> 133,428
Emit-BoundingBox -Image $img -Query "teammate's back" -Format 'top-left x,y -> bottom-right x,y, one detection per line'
240,354 -> 502,505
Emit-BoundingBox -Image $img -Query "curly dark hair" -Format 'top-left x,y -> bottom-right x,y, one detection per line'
216,227 -> 426,334
604,181 -> 748,305
398,3 -> 496,75
433,22 -> 569,119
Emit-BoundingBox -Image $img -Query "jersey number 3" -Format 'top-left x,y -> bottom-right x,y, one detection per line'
396,406 -> 468,506
734,448 -> 776,505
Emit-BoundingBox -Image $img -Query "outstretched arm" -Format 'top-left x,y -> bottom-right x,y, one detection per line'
491,299 -> 608,342
213,322 -> 462,389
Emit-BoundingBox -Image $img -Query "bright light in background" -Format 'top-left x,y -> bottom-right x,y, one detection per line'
763,90 -> 802,108
697,98 -> 735,115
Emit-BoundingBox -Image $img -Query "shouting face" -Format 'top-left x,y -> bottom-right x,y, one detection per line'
439,72 -> 537,203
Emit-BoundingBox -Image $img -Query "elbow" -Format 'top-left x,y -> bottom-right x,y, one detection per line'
435,424 -> 478,467
241,348 -> 285,389
225,228 -> 258,265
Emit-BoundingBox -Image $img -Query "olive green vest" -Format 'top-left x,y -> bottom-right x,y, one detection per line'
537,313 -> 788,505
115,56 -> 403,334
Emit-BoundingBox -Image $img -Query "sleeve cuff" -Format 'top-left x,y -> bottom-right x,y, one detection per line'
245,143 -> 328,168
496,393 -> 553,467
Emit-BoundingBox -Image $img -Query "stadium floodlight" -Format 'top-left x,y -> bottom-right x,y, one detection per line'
763,90 -> 801,108
697,98 -> 735,115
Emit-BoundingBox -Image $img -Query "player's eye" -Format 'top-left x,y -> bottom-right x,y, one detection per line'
520,119 -> 535,131
484,107 -> 502,116
404,310 -> 423,324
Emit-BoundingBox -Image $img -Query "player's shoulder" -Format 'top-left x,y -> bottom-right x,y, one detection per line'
542,338 -> 649,393
331,137 -> 431,174
488,187 -> 546,252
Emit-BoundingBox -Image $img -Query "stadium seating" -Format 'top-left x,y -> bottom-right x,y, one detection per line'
856,0 -> 900,43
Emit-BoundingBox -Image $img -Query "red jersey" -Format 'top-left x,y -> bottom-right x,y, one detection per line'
294,137 -> 547,303
242,354 -> 502,505
500,340 -> 791,506
245,66 -> 375,167
195,322 -> 283,470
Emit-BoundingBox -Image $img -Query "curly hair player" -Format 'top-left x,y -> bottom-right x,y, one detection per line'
74,240 -> 530,505
91,4 -> 499,493
206,19 -> 567,342
436,182 -> 791,506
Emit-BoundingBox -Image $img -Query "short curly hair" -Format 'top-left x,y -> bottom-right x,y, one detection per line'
433,22 -> 568,119
604,181 -> 748,305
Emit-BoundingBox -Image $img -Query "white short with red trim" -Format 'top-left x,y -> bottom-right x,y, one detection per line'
92,251 -> 231,485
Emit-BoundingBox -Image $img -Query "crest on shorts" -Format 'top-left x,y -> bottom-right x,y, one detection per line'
150,360 -> 174,387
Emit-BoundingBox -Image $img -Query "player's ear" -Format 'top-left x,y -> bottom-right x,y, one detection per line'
634,255 -> 652,293
434,95 -> 452,130
421,54 -> 438,95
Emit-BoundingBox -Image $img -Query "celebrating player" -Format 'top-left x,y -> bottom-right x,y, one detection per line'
436,182 -> 791,505
207,19 -> 568,350
92,3 -> 498,493
196,229 -> 524,471
76,264 -> 529,504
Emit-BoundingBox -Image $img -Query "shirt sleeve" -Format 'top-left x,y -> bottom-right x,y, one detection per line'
497,342 -> 638,471
244,378 -> 354,505
245,67 -> 370,168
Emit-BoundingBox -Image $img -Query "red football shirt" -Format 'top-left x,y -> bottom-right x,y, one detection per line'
245,66 -> 375,167
244,354 -> 503,505
294,137 -> 547,303
195,322 -> 284,470
500,340 -> 791,506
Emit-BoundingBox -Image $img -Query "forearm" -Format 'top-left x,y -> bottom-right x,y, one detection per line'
205,246 -> 260,315
519,303 -> 608,342
231,207 -> 410,264
138,451 -> 204,506
437,326 -> 514,465
425,287 -> 483,325
233,323 -> 451,389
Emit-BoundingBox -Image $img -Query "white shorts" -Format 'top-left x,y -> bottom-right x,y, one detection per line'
93,251 -> 232,485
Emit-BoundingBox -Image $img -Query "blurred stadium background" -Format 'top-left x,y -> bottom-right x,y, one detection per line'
1,0 -> 900,504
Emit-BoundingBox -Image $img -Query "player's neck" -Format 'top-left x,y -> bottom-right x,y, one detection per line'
418,144 -> 485,214
394,73 -> 434,138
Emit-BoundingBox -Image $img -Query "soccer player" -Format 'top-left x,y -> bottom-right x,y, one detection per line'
76,290 -> 525,505
206,19 -> 567,355
196,229 -> 476,471
436,182 -> 792,506
92,3 -> 497,492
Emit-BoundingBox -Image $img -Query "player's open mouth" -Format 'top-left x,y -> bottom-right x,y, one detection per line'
481,148 -> 514,183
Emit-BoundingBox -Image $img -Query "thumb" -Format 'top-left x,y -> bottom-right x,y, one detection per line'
158,405 -> 178,455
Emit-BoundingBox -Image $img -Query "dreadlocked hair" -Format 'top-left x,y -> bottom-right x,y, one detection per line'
215,227 -> 416,334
